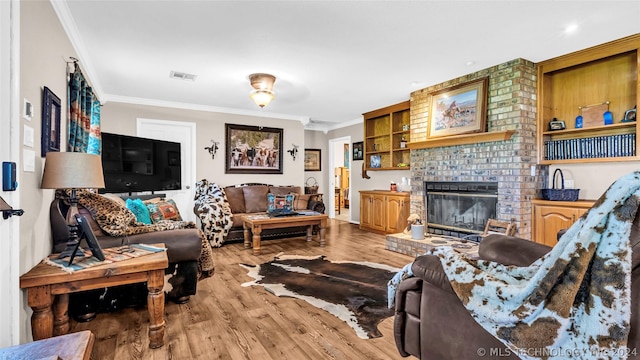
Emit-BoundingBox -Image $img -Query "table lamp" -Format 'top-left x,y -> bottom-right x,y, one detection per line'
41,152 -> 105,259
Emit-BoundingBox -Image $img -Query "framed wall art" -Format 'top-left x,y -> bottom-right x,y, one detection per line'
41,86 -> 61,157
352,141 -> 363,161
225,124 -> 283,174
428,77 -> 488,139
304,148 -> 321,171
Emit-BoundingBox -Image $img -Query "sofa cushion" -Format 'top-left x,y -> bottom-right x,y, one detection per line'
126,198 -> 152,224
293,194 -> 311,210
224,186 -> 246,214
243,185 -> 269,213
269,185 -> 302,195
146,199 -> 183,223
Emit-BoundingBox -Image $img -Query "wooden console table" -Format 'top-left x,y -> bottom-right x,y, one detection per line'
243,213 -> 328,255
0,330 -> 94,360
19,245 -> 168,349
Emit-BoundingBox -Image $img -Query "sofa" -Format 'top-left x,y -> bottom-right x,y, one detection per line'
393,212 -> 640,359
194,181 -> 325,247
50,190 -> 214,319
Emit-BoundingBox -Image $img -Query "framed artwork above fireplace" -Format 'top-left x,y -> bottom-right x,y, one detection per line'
427,77 -> 488,139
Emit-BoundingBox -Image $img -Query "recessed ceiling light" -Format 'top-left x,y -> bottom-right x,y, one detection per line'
169,71 -> 197,81
465,61 -> 476,66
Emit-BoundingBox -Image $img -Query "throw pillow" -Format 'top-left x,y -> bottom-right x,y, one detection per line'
102,193 -> 126,207
269,186 -> 302,196
292,193 -> 311,210
224,186 -> 246,213
267,193 -> 294,213
242,185 -> 269,213
146,199 -> 183,223
125,198 -> 152,224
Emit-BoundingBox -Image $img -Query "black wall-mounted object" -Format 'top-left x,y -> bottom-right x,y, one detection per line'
101,132 -> 182,194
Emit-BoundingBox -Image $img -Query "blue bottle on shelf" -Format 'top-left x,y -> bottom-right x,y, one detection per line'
575,115 -> 583,128
604,110 -> 613,125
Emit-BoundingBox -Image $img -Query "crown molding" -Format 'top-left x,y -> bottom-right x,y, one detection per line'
104,94 -> 311,123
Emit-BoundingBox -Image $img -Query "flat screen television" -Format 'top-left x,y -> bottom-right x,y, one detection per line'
100,132 -> 182,194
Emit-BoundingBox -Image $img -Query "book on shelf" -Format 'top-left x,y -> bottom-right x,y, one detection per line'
544,133 -> 636,160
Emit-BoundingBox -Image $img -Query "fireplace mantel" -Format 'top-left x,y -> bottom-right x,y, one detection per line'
407,130 -> 516,150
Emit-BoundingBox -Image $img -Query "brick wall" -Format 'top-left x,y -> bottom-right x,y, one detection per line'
409,58 -> 539,239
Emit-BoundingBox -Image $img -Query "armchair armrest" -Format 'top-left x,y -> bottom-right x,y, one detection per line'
308,199 -> 325,214
479,234 -> 552,266
411,254 -> 455,294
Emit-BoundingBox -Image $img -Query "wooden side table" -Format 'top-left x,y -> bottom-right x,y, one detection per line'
0,330 -> 94,360
19,245 -> 168,349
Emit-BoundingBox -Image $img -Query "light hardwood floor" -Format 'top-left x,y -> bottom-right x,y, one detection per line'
72,219 -> 415,359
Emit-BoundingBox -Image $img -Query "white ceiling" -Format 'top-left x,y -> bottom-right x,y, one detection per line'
55,1 -> 640,131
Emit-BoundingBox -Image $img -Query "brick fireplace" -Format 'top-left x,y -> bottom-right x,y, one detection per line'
407,59 -> 545,239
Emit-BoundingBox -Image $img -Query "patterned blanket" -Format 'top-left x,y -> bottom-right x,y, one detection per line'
72,189 -> 215,279
430,172 -> 640,359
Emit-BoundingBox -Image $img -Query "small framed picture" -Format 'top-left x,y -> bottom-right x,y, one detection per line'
370,154 -> 381,168
623,108 -> 636,122
41,86 -> 61,157
304,148 -> 321,171
352,141 -> 363,161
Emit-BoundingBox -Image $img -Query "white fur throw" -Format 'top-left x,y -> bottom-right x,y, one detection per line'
431,171 -> 640,359
194,179 -> 233,247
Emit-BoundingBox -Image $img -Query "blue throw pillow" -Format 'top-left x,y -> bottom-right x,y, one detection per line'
126,198 -> 152,224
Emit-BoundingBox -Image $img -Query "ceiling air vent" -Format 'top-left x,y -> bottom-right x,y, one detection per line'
169,71 -> 197,81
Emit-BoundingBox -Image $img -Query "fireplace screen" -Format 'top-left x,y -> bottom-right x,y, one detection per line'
424,181 -> 498,237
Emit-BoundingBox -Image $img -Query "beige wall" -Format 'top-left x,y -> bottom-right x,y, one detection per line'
549,163 -> 639,200
304,130 -> 327,197
101,102 -> 307,188
19,0 -> 80,341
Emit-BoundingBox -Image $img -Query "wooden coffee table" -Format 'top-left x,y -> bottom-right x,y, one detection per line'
19,244 -> 168,349
243,213 -> 328,255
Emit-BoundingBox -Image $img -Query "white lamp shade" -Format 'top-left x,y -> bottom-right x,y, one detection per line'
41,152 -> 105,189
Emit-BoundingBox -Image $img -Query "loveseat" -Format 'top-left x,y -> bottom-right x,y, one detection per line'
50,190 -> 214,319
194,182 -> 325,247
393,212 -> 640,359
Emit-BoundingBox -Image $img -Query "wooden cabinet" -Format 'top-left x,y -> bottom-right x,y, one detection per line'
532,199 -> 594,247
537,34 -> 640,164
360,190 -> 409,234
363,101 -> 410,171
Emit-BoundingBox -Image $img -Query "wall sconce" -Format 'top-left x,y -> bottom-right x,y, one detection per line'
249,73 -> 276,108
204,139 -> 219,159
287,144 -> 299,161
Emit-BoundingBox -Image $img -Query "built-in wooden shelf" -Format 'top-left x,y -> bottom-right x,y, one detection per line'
407,130 -> 516,150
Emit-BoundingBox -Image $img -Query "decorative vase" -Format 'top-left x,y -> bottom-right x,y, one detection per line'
604,110 -> 613,125
575,115 -> 583,128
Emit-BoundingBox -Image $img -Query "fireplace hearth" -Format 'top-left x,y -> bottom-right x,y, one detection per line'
424,181 -> 498,238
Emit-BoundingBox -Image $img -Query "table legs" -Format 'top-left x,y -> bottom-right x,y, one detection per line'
252,225 -> 262,255
27,285 -> 54,341
319,219 -> 327,247
147,269 -> 166,349
27,272 -> 165,349
52,294 -> 70,336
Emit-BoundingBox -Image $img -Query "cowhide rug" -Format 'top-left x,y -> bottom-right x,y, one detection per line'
240,254 -> 400,339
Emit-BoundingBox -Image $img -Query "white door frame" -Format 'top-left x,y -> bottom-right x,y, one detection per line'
328,136 -> 351,220
1,0 -> 21,346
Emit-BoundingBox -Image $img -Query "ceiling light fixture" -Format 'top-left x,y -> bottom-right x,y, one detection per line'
249,73 -> 276,108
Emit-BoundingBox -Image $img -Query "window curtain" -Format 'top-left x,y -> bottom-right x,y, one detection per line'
68,62 -> 101,154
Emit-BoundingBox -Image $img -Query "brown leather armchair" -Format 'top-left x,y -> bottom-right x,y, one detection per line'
393,214 -> 640,359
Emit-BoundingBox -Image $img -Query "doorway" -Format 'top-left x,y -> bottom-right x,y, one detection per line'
328,136 -> 351,222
